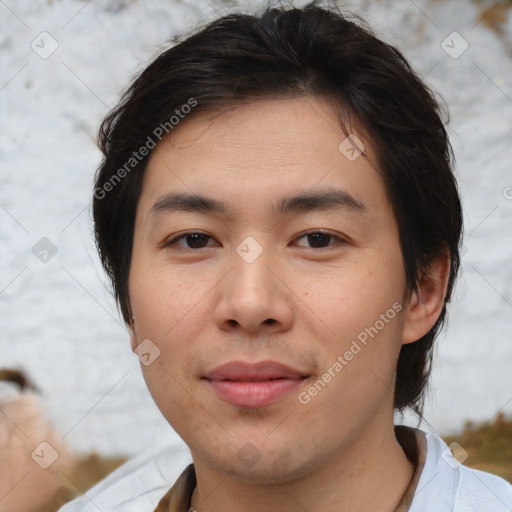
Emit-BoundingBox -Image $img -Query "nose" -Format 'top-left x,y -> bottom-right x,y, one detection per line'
212,240 -> 294,336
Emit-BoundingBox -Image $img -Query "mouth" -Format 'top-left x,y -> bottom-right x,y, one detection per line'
203,360 -> 309,408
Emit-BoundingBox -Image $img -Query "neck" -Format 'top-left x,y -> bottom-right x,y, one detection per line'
189,422 -> 414,512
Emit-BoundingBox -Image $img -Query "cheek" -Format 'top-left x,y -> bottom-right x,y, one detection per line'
128,267 -> 210,404
352,247 -> 406,316
298,311 -> 404,443
129,266 -> 205,342
298,250 -> 406,396
300,252 -> 404,338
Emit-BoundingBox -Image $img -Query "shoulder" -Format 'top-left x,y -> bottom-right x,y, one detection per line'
409,429 -> 512,512
57,442 -> 192,512
455,463 -> 512,510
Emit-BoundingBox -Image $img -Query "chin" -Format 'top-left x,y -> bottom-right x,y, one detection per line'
200,440 -> 320,485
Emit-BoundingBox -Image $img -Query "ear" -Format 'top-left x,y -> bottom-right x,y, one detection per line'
402,248 -> 451,345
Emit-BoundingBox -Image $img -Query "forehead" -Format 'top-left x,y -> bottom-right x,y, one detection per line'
139,96 -> 387,219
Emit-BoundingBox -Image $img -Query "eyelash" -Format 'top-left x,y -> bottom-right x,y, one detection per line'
162,230 -> 347,251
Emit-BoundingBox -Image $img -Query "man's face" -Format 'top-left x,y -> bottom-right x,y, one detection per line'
129,96 -> 409,482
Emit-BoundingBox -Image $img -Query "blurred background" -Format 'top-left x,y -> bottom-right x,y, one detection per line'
1,0 -> 511,509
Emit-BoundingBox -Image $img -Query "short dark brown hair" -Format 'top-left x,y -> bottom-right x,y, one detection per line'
92,0 -> 463,416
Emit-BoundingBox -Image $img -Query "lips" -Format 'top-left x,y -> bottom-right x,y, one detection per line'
205,360 -> 306,381
204,361 -> 308,408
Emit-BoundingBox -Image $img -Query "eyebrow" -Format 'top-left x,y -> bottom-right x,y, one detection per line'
150,188 -> 367,218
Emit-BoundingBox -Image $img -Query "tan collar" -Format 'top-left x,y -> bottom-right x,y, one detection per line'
394,425 -> 428,511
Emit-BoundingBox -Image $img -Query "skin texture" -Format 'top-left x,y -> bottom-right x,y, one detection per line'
128,96 -> 450,512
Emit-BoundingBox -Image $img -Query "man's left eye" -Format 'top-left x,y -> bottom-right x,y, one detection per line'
295,231 -> 344,249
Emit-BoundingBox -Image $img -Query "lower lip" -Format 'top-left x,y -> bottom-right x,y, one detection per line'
207,378 -> 304,408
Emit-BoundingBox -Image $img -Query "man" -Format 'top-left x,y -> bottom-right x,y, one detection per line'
60,1 -> 512,510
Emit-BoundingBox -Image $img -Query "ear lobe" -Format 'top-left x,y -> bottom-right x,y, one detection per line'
402,249 -> 451,345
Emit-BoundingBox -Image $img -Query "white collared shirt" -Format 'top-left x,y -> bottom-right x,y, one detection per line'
58,429 -> 512,511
